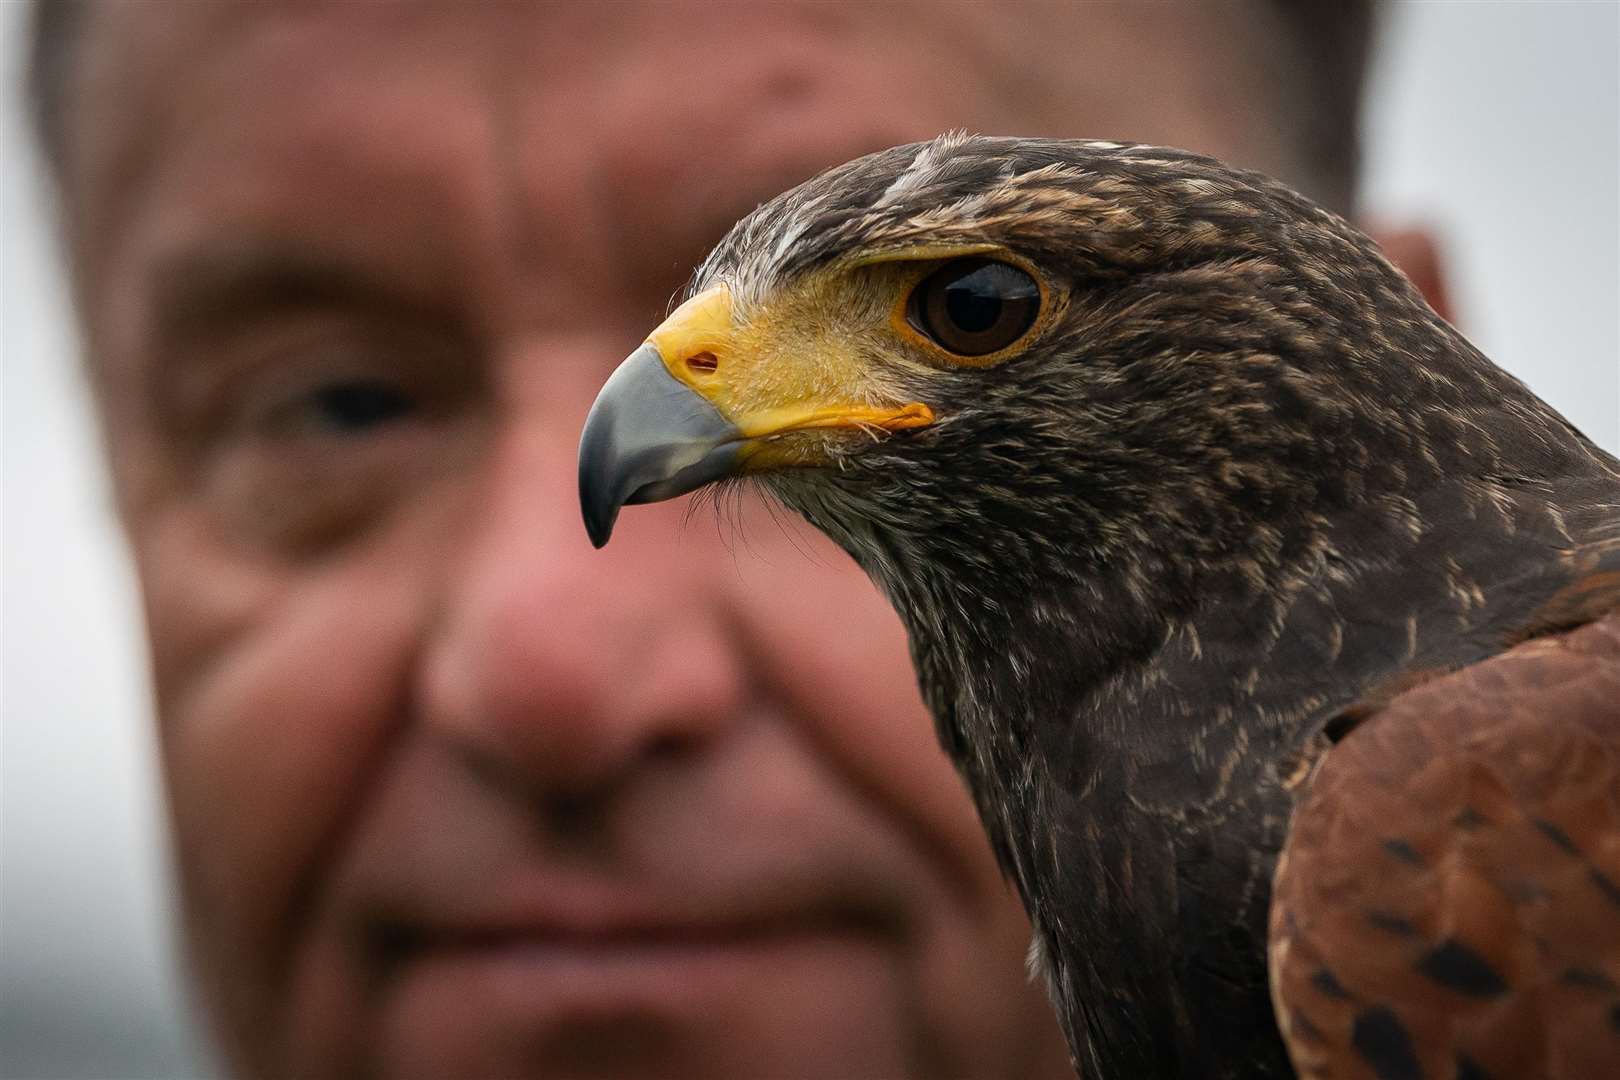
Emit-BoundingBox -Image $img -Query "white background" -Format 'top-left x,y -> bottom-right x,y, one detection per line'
4,3 -> 1617,1076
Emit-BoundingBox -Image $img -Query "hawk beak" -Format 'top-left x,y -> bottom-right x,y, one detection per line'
579,284 -> 933,547
577,341 -> 744,548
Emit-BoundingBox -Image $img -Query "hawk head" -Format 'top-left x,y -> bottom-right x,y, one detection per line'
581,134 -> 1584,629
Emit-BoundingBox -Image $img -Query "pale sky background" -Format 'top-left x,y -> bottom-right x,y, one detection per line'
4,3 -> 1618,1077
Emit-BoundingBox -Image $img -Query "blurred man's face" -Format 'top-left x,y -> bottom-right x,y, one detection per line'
68,2 -> 1277,1076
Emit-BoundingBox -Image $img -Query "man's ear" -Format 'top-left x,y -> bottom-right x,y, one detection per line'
1369,225 -> 1456,325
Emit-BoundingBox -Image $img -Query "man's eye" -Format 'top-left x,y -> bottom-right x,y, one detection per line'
181,323 -> 485,553
271,378 -> 418,436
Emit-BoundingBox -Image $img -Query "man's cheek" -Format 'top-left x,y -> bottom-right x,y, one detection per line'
153,515 -> 445,1000
724,505 -> 993,884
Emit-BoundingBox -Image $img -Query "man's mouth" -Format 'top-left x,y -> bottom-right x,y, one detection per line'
352,869 -> 911,1003
364,904 -> 903,981
354,895 -> 913,1076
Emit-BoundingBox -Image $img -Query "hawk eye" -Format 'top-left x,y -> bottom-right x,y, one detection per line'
907,258 -> 1040,357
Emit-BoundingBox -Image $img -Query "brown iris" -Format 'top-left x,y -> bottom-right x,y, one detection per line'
907,258 -> 1040,357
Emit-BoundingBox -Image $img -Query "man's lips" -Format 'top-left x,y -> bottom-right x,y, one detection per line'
358,898 -> 920,1080
357,879 -> 912,1062
362,880 -> 905,977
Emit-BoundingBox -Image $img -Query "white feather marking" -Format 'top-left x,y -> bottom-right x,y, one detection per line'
874,135 -> 965,207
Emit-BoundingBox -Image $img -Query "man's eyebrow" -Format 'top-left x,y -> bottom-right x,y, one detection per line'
147,242 -> 445,345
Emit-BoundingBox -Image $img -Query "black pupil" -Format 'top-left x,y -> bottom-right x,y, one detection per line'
944,274 -> 1006,333
315,382 -> 413,432
911,258 -> 1039,357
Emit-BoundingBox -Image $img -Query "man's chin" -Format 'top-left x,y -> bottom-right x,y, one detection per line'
279,926 -> 921,1079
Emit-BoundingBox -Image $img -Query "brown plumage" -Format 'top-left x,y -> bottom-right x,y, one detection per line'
578,134 -> 1620,1077
1273,607 -> 1620,1080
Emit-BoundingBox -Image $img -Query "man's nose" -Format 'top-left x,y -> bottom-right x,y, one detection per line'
419,361 -> 750,800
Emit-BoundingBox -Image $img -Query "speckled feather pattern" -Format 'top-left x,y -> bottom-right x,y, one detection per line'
683,135 -> 1620,1078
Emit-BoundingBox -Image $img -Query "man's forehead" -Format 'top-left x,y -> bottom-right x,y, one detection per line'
71,0 -> 1274,319
73,0 -> 1270,174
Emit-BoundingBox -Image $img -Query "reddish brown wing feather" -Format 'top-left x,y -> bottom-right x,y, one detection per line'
1270,612 -> 1620,1080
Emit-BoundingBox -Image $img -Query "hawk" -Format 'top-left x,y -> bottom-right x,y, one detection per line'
578,134 -> 1620,1078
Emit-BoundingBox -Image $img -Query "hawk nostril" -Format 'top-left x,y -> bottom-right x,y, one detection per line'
686,351 -> 719,375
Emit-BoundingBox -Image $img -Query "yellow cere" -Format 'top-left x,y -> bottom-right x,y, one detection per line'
643,279 -> 935,448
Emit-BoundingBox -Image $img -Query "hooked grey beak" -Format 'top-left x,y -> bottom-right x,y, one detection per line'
577,344 -> 744,548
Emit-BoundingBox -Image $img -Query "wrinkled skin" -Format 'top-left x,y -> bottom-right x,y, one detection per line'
58,1 -> 1400,1076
